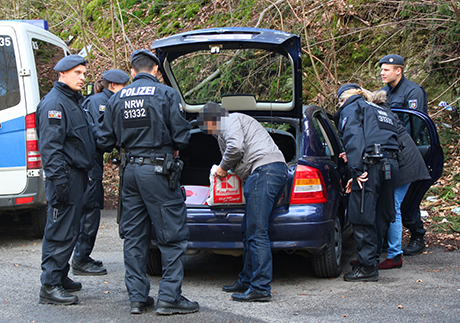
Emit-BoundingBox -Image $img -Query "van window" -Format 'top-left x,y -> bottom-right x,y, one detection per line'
0,35 -> 20,110
32,38 -> 66,99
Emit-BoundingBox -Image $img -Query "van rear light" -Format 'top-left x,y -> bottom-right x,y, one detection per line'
25,113 -> 42,169
16,196 -> 34,204
289,165 -> 327,204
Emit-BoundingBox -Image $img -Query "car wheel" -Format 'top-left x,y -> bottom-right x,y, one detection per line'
31,206 -> 47,239
312,215 -> 343,278
147,248 -> 162,276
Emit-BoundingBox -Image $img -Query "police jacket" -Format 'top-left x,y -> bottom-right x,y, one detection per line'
36,81 -> 95,185
378,103 -> 431,186
381,75 -> 428,114
334,95 -> 398,178
217,113 -> 285,181
82,88 -> 114,182
97,73 -> 190,155
82,88 -> 113,125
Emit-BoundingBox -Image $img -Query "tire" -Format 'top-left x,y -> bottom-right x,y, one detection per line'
147,248 -> 162,276
312,215 -> 343,278
31,206 -> 47,239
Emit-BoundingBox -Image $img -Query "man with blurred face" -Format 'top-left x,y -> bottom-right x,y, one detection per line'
36,55 -> 95,305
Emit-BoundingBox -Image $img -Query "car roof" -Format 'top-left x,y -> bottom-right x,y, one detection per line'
150,27 -> 303,118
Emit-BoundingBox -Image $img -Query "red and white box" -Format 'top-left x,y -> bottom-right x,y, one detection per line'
207,165 -> 245,206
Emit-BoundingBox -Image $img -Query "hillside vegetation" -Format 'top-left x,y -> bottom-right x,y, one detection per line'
2,0 -> 459,239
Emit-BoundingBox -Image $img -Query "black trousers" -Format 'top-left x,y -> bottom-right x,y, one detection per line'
41,169 -> 86,286
120,163 -> 189,303
348,159 -> 399,267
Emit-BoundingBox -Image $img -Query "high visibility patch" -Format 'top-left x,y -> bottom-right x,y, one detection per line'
408,100 -> 417,109
48,110 -> 62,125
99,105 -> 106,112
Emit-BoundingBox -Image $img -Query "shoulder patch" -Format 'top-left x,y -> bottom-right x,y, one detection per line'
341,117 -> 347,130
179,103 -> 184,113
408,100 -> 417,109
99,105 -> 106,112
48,110 -> 62,125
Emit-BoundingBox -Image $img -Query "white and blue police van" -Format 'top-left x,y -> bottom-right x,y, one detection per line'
0,20 -> 70,237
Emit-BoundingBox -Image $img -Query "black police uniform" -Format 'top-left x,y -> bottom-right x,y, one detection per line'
36,81 -> 95,286
334,94 -> 399,268
380,75 -> 428,241
97,72 -> 190,304
73,88 -> 113,264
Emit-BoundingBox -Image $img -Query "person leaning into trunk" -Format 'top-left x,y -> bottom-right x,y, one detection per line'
97,49 -> 199,315
71,69 -> 129,276
379,54 -> 429,255
333,84 -> 399,282
198,102 -> 288,302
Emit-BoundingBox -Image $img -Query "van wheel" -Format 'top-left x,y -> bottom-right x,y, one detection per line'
31,206 -> 47,238
312,215 -> 343,278
147,248 -> 162,276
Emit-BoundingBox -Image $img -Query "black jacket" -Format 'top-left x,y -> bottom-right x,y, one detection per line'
97,73 -> 190,155
381,75 -> 428,114
36,81 -> 95,185
333,95 -> 399,178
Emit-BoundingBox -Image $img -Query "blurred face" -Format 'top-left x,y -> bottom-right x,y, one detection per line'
204,120 -> 218,135
380,64 -> 402,87
59,64 -> 87,91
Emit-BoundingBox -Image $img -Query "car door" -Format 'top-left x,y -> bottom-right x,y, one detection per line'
392,108 -> 444,224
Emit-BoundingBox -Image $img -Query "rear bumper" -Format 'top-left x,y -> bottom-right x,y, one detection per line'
0,176 -> 46,211
150,204 -> 336,255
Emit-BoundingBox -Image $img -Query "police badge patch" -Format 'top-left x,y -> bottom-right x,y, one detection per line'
408,100 -> 418,109
48,110 -> 62,125
99,105 -> 106,112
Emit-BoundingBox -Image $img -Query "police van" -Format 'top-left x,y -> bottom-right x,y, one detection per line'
0,20 -> 70,237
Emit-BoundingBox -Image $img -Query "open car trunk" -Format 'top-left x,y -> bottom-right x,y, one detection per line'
179,127 -> 297,205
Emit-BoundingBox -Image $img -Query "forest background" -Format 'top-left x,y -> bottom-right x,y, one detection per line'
1,0 -> 459,248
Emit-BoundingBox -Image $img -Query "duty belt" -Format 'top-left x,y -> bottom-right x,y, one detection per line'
380,150 -> 398,159
129,156 -> 164,165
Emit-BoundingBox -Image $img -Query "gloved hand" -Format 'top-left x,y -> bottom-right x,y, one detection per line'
55,182 -> 70,207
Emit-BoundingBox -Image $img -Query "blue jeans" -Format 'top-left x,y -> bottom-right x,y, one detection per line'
387,184 -> 410,259
237,162 -> 287,295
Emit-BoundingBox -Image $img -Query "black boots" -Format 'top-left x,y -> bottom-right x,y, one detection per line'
344,265 -> 378,282
39,285 -> 79,305
403,237 -> 426,255
72,259 -> 107,276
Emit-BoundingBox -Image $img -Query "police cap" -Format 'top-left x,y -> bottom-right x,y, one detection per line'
337,83 -> 361,100
379,54 -> 404,67
53,55 -> 86,72
130,49 -> 160,65
102,69 -> 130,84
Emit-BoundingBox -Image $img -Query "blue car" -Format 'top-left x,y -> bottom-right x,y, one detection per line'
147,28 -> 443,278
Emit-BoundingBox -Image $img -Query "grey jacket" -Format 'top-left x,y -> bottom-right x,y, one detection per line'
217,113 -> 285,181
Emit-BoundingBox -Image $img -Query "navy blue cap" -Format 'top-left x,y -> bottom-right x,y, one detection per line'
130,49 -> 160,65
102,69 -> 130,84
53,55 -> 86,72
379,54 -> 404,67
337,83 -> 361,100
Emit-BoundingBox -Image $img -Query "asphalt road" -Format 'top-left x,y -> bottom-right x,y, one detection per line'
0,209 -> 459,323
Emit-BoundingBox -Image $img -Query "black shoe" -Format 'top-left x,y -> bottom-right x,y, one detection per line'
130,296 -> 154,314
88,257 -> 103,267
344,265 -> 378,282
39,285 -> 79,305
61,276 -> 82,292
72,259 -> 107,276
403,237 -> 425,256
231,289 -> 271,302
156,296 -> 199,315
222,281 -> 249,293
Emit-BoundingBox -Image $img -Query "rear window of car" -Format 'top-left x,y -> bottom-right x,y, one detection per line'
0,35 -> 20,111
170,48 -> 293,105
32,38 -> 66,99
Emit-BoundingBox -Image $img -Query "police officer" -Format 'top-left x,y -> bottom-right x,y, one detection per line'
72,69 -> 129,276
36,55 -> 95,305
97,49 -> 199,315
334,83 -> 399,282
379,54 -> 428,256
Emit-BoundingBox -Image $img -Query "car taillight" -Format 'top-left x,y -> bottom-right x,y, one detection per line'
25,113 -> 42,169
289,164 -> 327,204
